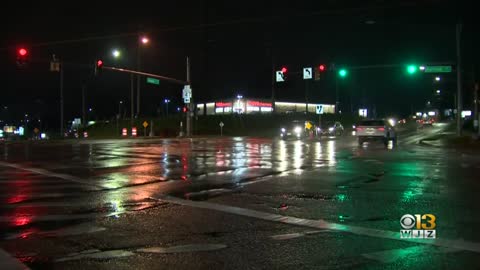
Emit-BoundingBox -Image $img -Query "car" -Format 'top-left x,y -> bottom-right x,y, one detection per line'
280,120 -> 317,139
356,119 -> 396,146
319,121 -> 344,136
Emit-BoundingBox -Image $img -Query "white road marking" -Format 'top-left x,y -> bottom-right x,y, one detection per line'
270,230 -> 332,240
55,249 -> 134,262
137,244 -> 227,254
0,161 -> 103,190
155,195 -> 480,254
362,245 -> 459,263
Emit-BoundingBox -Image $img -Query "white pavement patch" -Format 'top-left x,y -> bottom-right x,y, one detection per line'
137,244 -> 227,254
0,161 -> 103,190
55,249 -> 134,262
0,212 -> 124,223
362,245 -> 459,263
0,249 -> 30,270
270,230 -> 332,240
155,195 -> 480,254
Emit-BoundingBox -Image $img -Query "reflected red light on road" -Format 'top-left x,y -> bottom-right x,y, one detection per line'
13,216 -> 32,226
8,195 -> 28,204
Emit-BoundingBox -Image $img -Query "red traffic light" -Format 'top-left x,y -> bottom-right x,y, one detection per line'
281,67 -> 287,73
182,106 -> 188,113
319,64 -> 326,72
18,48 -> 28,56
96,60 -> 103,67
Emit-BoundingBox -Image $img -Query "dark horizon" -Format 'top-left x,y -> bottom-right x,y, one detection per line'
0,0 -> 476,128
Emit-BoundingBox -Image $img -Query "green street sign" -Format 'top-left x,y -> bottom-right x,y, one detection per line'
146,77 -> 160,85
425,66 -> 452,73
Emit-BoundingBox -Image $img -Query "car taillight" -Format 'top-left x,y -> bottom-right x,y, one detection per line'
378,127 -> 385,131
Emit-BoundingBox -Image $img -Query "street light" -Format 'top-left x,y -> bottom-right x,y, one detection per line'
164,99 -> 170,117
436,90 -> 441,94
137,35 -> 150,118
112,49 -> 121,58
435,76 -> 441,82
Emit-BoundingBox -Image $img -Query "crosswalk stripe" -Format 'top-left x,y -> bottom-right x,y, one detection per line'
154,195 -> 480,254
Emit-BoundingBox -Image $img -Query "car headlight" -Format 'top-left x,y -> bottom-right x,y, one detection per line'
281,128 -> 286,132
328,127 -> 334,132
388,118 -> 396,126
294,127 -> 302,133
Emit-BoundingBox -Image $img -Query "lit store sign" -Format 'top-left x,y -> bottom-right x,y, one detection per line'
215,102 -> 232,107
247,101 -> 272,107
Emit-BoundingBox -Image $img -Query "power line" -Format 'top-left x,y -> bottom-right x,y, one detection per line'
0,3 -> 422,51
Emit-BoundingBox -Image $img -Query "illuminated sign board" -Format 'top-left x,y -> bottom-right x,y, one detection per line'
247,101 -> 272,107
215,102 -> 232,107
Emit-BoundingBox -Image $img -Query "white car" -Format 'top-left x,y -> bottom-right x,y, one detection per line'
356,119 -> 396,146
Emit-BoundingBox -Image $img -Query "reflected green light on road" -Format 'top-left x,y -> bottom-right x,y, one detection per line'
335,193 -> 348,202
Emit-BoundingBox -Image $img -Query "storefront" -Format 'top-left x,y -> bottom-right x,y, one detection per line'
198,97 -> 334,115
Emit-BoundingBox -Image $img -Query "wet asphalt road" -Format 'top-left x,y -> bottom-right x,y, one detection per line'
1,123 -> 480,269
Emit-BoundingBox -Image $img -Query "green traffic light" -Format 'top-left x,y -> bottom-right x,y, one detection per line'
338,69 -> 348,78
407,65 -> 417,74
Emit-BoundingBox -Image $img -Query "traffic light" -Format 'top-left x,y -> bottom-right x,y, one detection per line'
315,64 -> 326,80
338,68 -> 348,78
406,65 -> 417,75
182,106 -> 189,113
281,67 -> 287,73
94,60 -> 103,75
16,48 -> 29,67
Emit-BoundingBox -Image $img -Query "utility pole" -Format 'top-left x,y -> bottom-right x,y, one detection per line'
82,84 -> 86,129
456,23 -> 463,136
474,83 -> 479,133
186,57 -> 192,136
271,55 -> 275,113
136,35 -> 141,118
60,62 -> 64,137
130,74 -> 134,130
305,80 -> 309,114
335,76 -> 339,114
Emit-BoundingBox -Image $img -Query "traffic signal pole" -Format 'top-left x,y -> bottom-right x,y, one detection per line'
60,62 -> 64,137
456,23 -> 463,136
186,57 -> 192,137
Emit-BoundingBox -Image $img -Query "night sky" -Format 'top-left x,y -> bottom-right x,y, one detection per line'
0,0 -> 475,128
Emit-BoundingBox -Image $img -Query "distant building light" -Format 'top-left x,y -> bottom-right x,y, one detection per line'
428,111 -> 436,116
358,108 -> 368,117
416,112 -> 423,116
461,110 -> 472,118
419,66 -> 426,71
40,133 -> 46,139
237,95 -> 243,99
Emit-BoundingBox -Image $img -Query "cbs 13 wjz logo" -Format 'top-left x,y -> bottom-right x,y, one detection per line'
400,214 -> 436,239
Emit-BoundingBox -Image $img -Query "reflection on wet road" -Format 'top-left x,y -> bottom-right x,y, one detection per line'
0,124 -> 479,269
